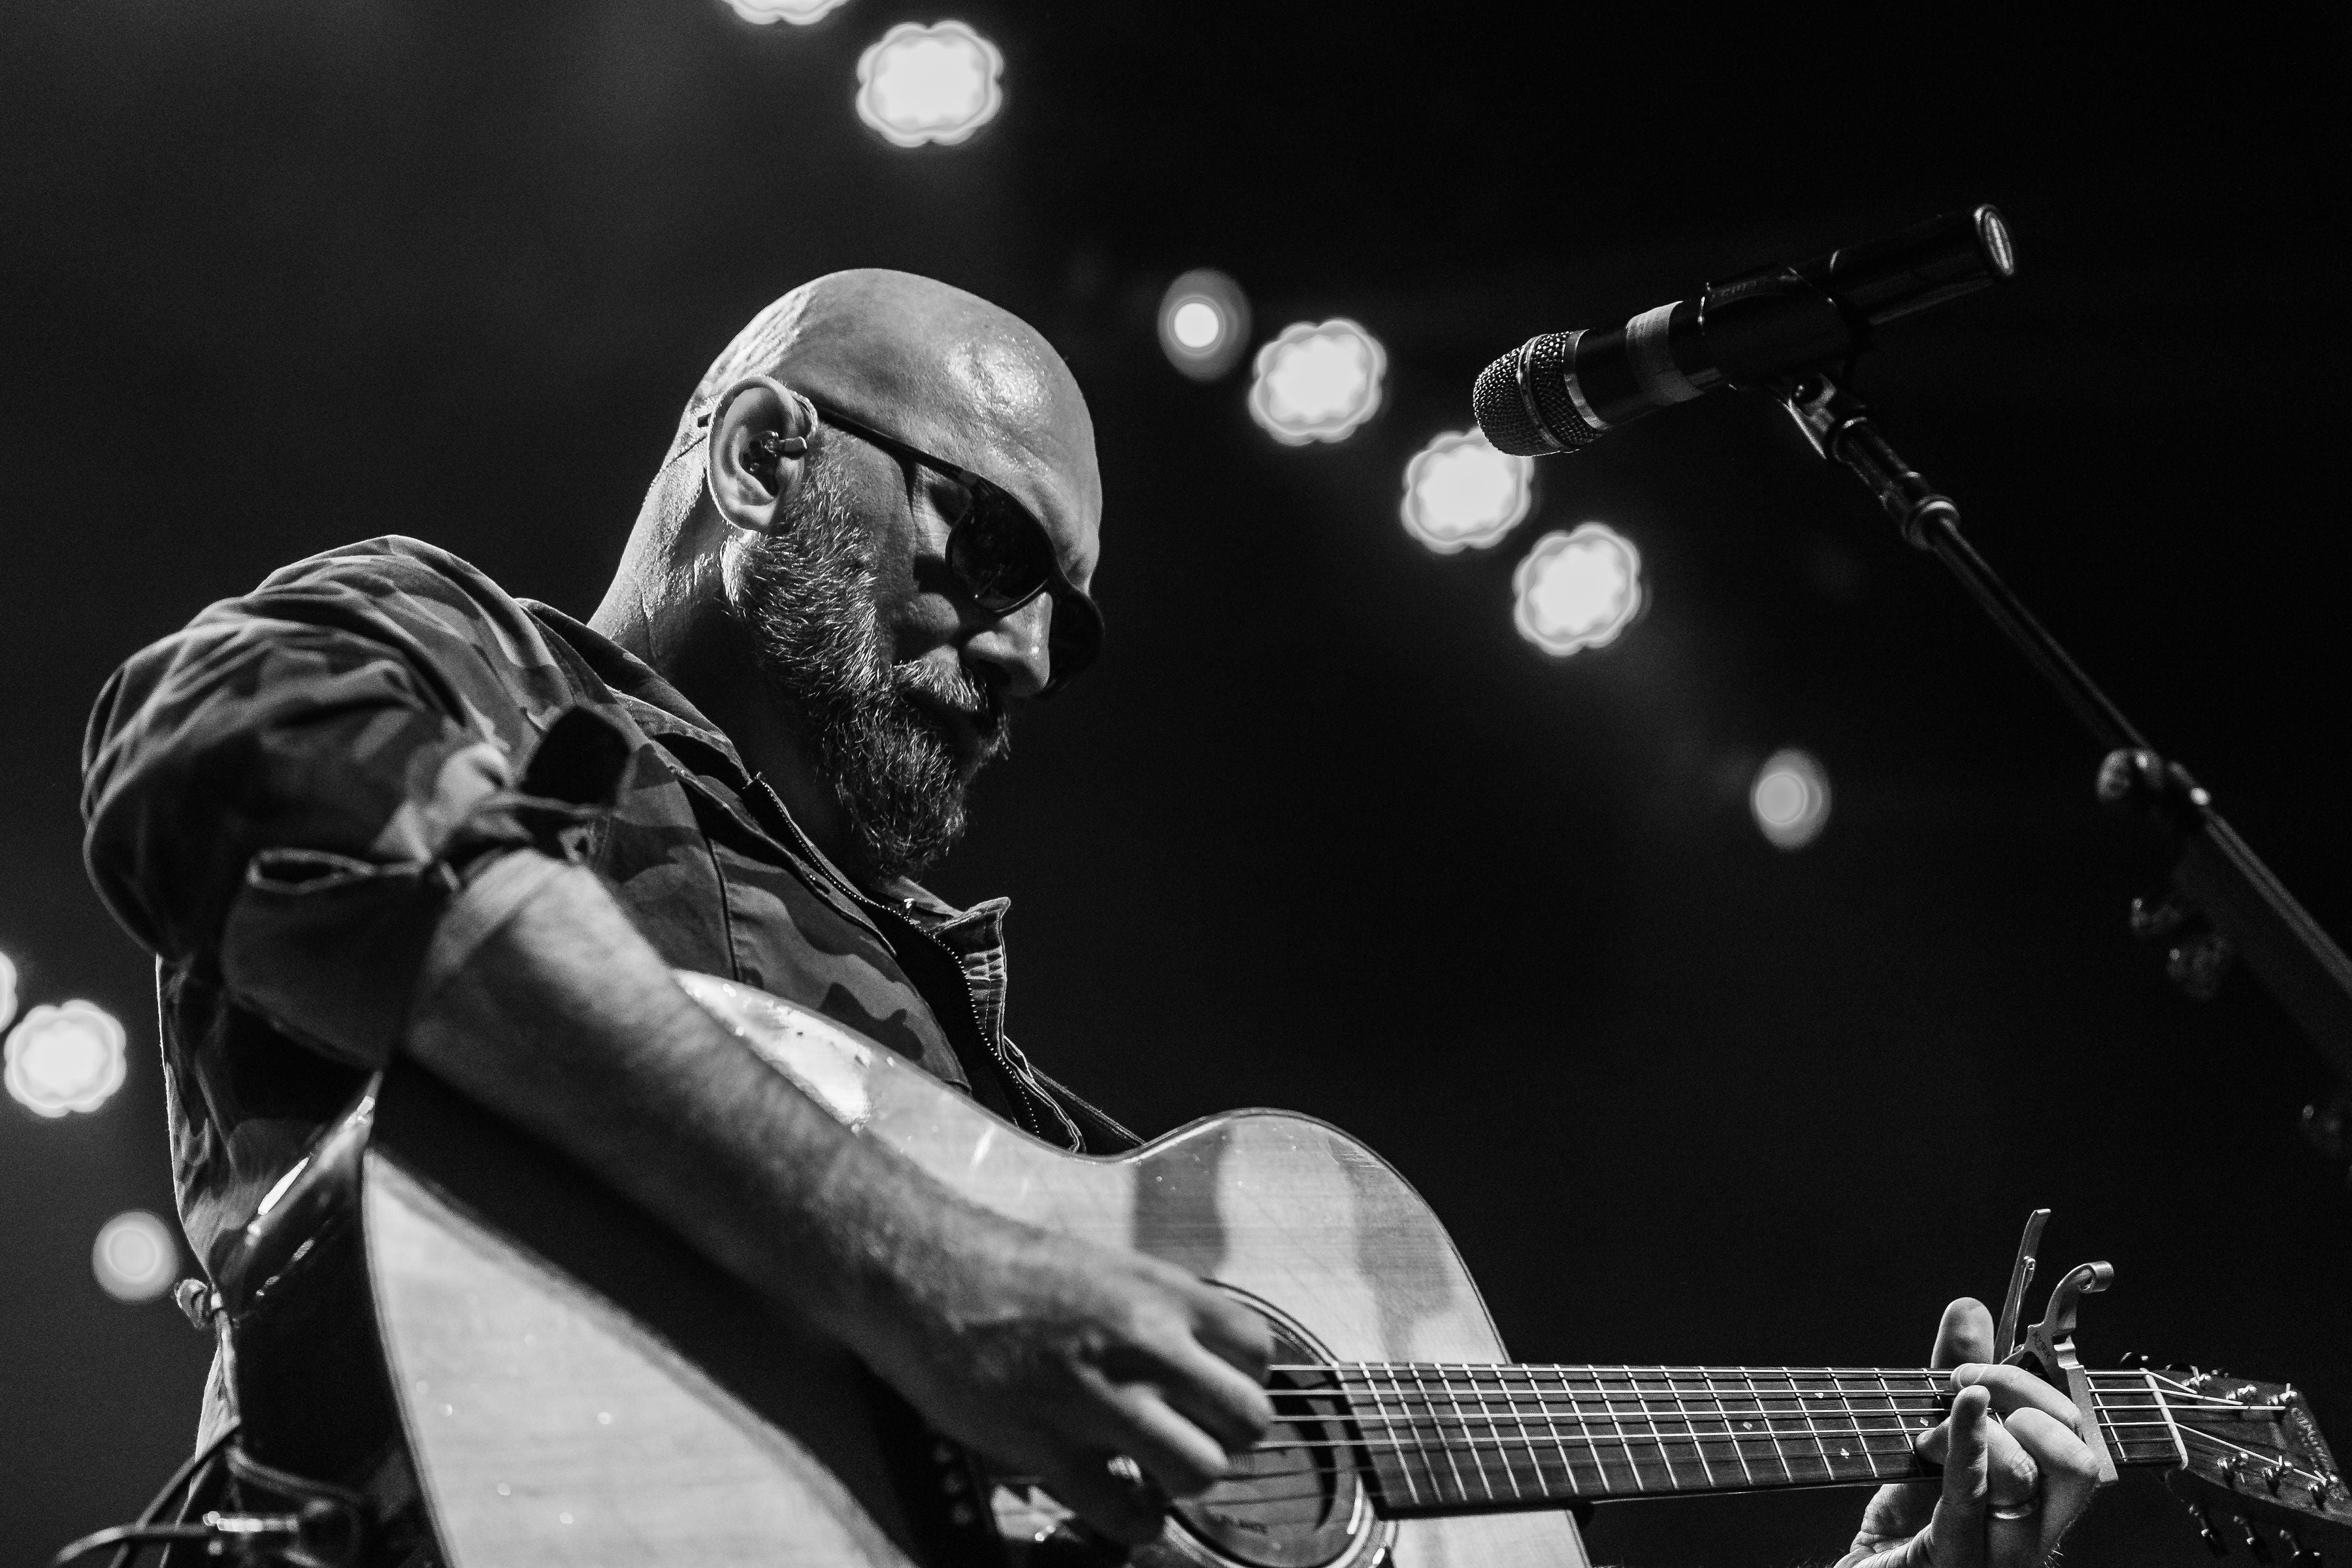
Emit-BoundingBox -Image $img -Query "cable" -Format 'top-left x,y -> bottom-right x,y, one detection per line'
67,1421 -> 241,1568
50,1526 -> 217,1568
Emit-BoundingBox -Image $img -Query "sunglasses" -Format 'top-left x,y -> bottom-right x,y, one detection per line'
802,400 -> 1103,693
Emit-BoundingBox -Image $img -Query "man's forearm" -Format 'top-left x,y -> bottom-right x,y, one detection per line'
402,850 -> 953,1342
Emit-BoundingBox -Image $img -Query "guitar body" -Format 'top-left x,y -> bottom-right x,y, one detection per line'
357,973 -> 1590,1567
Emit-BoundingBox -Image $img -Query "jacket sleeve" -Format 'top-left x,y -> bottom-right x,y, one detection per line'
81,537 -> 589,1068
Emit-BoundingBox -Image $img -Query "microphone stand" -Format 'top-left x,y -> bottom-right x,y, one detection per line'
1775,374 -> 2352,1145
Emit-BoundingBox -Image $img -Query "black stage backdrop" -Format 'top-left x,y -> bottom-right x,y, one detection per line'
3,5 -> 2344,1563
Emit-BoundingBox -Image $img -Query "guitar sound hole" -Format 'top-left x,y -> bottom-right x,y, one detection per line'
1171,1315 -> 1379,1568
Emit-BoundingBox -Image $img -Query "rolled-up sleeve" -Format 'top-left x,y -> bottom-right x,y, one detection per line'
81,538 -> 589,1067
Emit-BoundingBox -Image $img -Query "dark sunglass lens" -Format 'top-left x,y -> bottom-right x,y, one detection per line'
949,492 -> 1053,611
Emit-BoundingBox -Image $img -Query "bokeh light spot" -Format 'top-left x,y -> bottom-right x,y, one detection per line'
1512,523 -> 1644,655
1752,748 -> 1831,849
1171,302 -> 1219,348
0,950 -> 16,1033
855,21 -> 1005,148
93,1210 -> 180,1303
1156,269 -> 1251,382
1401,430 -> 1536,553
721,0 -> 853,23
1247,319 -> 1386,445
5,998 -> 128,1118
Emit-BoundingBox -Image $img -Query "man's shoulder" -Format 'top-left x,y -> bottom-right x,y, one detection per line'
201,535 -> 583,680
237,534 -> 527,624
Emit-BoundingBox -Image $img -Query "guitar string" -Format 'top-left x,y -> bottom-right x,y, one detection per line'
1267,1402 -> 2165,1430
1030,1413 -> 2204,1516
1239,1418 -> 2191,1456
994,1394 -> 2236,1518
1155,1422 -> 2198,1516
1168,1430 -> 2319,1518
1265,1379 -> 2199,1418
1002,1375 -> 2240,1519
1268,1363 -> 2214,1391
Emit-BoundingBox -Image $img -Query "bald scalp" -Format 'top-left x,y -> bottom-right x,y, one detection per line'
630,269 -> 1100,583
669,271 -> 1093,480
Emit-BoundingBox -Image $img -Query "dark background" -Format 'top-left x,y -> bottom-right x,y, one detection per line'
3,3 -> 2344,1563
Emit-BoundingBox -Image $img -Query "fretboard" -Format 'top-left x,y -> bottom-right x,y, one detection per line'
1264,1364 -> 2185,1514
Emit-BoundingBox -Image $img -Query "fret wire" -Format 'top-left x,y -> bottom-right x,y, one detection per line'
1371,1360 -> 1428,1509
2083,1366 -> 2120,1473
1873,1367 -> 1910,1458
1413,1361 -> 1477,1504
1399,1360 -> 1453,1507
1447,1362 -> 1503,1502
1462,1363 -> 1522,1502
1796,1371 -> 1839,1481
1746,1366 -> 1798,1484
1341,1362 -> 1422,1498
1707,1367 -> 1758,1487
1660,1365 -> 1717,1490
1597,1367 -> 1649,1493
1648,1367 -> 1690,1490
1503,1365 -> 1554,1497
1823,1370 -> 1867,1475
1538,1364 -> 1590,1495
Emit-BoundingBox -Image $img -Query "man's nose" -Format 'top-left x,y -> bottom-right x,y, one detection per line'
963,593 -> 1053,699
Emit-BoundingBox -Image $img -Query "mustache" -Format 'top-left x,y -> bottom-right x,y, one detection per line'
893,658 -> 1010,755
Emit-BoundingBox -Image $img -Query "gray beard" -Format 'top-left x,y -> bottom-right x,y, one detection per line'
732,461 -> 1009,884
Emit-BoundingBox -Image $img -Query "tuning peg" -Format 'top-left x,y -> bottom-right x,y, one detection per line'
2279,1524 -> 2322,1567
2238,1513 -> 2276,1565
2180,1495 -> 2229,1557
2119,1350 -> 2151,1370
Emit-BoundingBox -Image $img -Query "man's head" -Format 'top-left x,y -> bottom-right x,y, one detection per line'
602,270 -> 1103,885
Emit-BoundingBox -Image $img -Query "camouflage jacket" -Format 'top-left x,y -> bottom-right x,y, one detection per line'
82,536 -> 1126,1283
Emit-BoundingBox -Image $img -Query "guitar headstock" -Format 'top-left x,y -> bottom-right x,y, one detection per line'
2152,1367 -> 2352,1558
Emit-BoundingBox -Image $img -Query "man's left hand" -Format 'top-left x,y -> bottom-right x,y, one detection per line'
1835,1298 -> 2106,1567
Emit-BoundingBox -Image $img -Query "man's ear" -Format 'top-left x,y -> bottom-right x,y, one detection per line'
706,375 -> 819,536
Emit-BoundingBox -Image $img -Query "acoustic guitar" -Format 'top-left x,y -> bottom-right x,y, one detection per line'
212,973 -> 2352,1566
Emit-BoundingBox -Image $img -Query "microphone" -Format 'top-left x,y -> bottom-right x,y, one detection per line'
1473,204 -> 2016,457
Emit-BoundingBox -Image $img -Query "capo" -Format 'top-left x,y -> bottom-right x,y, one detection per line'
1995,1209 -> 2049,1363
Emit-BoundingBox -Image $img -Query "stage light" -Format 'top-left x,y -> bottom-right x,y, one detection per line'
1512,523 -> 1642,655
5,999 -> 128,1118
721,0 -> 853,22
1401,429 -> 1535,553
854,22 -> 1004,148
93,1210 -> 179,1303
1752,748 -> 1831,850
1157,269 -> 1250,382
0,950 -> 16,1032
1247,319 -> 1386,446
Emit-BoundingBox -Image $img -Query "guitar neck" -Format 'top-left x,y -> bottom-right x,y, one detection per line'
1282,1364 -> 2183,1513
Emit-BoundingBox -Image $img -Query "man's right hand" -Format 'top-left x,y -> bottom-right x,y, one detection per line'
405,859 -> 1272,1546
857,1205 -> 1275,1544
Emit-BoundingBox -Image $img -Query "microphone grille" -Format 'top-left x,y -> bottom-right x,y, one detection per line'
1473,333 -> 1603,457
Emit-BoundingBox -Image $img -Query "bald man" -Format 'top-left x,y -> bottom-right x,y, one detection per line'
83,271 -> 2099,1565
